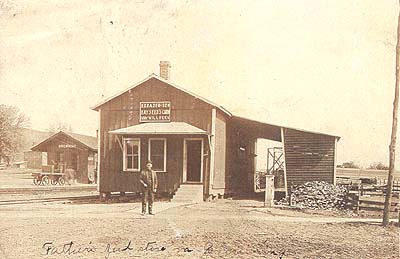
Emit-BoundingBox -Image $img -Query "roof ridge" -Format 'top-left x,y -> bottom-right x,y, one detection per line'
31,131 -> 98,151
91,74 -> 231,116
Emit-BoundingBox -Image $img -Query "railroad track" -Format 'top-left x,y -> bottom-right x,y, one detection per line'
0,185 -> 97,194
0,195 -> 99,206
0,193 -> 144,206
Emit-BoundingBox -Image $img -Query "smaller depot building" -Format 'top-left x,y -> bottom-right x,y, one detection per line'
92,61 -> 340,199
31,131 -> 98,184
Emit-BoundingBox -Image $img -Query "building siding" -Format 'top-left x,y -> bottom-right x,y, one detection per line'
98,78 -> 213,193
24,151 -> 43,169
95,76 -> 339,196
211,110 -> 227,193
283,128 -> 336,186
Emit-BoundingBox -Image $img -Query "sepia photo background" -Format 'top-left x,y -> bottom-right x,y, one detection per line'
0,0 -> 398,168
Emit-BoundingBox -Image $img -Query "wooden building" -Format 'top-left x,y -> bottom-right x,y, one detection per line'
23,150 -> 45,169
31,131 -> 98,184
92,61 -> 340,199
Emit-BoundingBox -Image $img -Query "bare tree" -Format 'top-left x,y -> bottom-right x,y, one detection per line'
383,1 -> 400,226
0,104 -> 30,165
341,161 -> 359,169
368,162 -> 389,170
48,121 -> 73,133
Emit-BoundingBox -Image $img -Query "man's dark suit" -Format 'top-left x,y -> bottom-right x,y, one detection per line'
139,169 -> 158,214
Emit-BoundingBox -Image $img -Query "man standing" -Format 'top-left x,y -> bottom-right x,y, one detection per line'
139,160 -> 158,215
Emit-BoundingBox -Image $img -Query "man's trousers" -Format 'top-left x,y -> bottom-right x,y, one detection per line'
142,188 -> 155,214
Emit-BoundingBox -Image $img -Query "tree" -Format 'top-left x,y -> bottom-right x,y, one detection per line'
383,1 -> 400,226
368,162 -> 389,170
0,104 -> 30,165
48,121 -> 73,133
341,161 -> 359,169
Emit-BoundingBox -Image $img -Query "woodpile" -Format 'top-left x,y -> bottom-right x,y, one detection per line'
289,181 -> 348,210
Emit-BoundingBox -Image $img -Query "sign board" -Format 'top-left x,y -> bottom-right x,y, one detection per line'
58,144 -> 76,148
139,101 -> 171,122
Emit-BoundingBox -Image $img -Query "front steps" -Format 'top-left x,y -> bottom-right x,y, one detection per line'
172,184 -> 203,203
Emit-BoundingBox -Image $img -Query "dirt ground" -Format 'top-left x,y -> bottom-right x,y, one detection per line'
0,198 -> 398,259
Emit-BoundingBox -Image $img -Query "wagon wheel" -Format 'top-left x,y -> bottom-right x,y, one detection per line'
41,176 -> 50,186
58,177 -> 65,186
33,177 -> 40,185
51,178 -> 58,185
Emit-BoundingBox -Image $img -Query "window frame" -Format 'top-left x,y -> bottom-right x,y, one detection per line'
148,138 -> 167,172
123,137 -> 141,172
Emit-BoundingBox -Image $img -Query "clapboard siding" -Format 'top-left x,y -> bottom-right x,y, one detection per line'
98,78 -> 212,193
283,128 -> 336,186
211,110 -> 228,193
103,78 -> 212,131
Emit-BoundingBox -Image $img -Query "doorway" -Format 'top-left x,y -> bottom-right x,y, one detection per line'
183,138 -> 203,182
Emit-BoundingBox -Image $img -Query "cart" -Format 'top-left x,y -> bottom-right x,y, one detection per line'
32,165 -> 65,186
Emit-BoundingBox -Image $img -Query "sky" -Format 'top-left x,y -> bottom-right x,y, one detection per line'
0,0 -> 398,168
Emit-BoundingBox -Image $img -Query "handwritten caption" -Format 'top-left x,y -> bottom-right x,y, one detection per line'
42,240 -> 213,258
41,239 -> 286,258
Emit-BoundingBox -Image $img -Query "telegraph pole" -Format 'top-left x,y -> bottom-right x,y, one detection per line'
383,1 -> 400,226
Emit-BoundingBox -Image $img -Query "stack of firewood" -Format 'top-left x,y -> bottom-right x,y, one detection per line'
289,181 -> 348,210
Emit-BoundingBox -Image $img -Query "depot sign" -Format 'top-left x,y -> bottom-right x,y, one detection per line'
139,101 -> 171,122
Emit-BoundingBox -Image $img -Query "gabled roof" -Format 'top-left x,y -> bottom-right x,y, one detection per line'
31,131 -> 97,152
66,132 -> 98,150
91,74 -> 232,116
109,122 -> 209,135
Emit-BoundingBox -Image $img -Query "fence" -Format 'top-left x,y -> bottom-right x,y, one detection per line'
337,177 -> 400,213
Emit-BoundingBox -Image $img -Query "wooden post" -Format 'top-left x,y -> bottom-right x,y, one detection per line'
264,175 -> 275,207
280,128 -> 288,196
357,185 -> 361,215
383,1 -> 400,226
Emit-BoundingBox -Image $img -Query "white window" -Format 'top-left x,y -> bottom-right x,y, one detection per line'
148,138 -> 167,172
123,138 -> 140,171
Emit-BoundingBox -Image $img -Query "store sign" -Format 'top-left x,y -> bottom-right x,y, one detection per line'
58,144 -> 76,148
140,101 -> 171,122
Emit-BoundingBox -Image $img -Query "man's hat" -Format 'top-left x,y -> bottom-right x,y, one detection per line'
146,160 -> 153,164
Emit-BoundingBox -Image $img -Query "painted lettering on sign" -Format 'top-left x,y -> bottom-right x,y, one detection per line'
140,101 -> 171,122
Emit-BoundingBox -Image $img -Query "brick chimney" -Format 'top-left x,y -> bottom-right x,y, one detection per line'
159,61 -> 171,80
